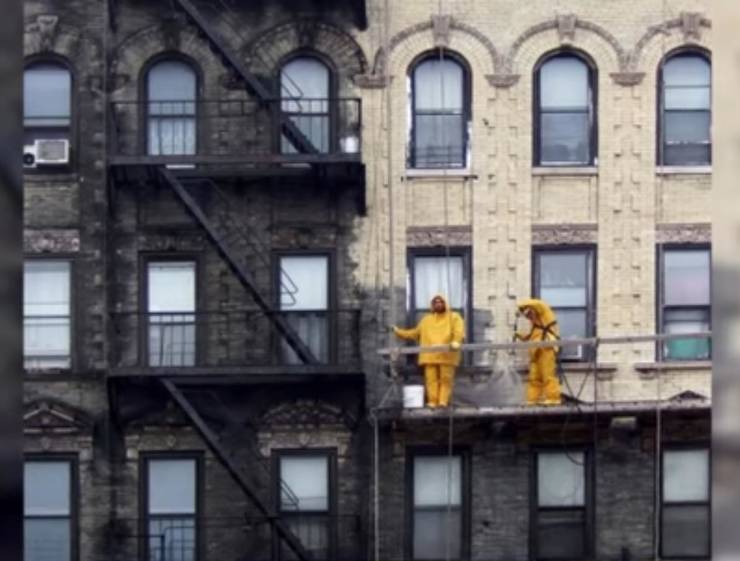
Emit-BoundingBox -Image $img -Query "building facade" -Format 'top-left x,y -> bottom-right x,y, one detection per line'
22,1 -> 711,560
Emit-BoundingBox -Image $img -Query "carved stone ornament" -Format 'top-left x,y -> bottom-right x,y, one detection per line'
260,399 -> 356,429
680,12 -> 703,41
610,72 -> 646,86
353,73 -> 391,89
36,15 -> 59,52
531,224 -> 597,245
24,400 -> 93,435
556,14 -> 577,42
486,73 -> 520,88
432,15 -> 452,48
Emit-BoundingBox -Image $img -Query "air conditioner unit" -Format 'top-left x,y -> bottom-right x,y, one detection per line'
23,144 -> 37,169
561,341 -> 584,360
35,139 -> 70,165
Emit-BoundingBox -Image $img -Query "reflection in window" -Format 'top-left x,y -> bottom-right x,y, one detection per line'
536,54 -> 595,165
410,55 -> 468,168
147,60 -> 197,156
280,57 -> 330,153
659,53 -> 711,166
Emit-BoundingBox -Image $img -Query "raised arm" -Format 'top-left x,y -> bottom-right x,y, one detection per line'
393,324 -> 420,341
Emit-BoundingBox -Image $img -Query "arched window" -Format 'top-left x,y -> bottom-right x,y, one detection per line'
534,52 -> 596,166
409,53 -> 469,169
280,56 -> 331,153
24,62 -> 71,146
146,59 -> 197,156
659,51 -> 711,166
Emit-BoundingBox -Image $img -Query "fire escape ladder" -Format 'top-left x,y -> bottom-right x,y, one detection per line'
158,167 -> 318,365
161,380 -> 313,561
170,0 -> 319,155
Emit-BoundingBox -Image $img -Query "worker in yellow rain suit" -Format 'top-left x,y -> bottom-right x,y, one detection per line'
393,294 -> 465,408
515,299 -> 562,405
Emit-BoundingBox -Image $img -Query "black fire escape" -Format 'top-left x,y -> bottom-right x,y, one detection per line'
106,1 -> 367,560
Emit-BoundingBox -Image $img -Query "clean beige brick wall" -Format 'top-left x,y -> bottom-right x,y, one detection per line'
351,0 -> 712,402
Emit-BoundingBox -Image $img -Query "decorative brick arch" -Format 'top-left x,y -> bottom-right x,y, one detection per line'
507,15 -> 628,80
24,14 -> 82,59
632,13 -> 711,71
366,16 -> 501,87
243,19 -> 368,86
109,19 -> 223,98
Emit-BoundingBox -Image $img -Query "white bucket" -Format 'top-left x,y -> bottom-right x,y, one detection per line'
402,385 -> 425,408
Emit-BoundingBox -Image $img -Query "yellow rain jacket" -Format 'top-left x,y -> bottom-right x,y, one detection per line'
393,294 -> 465,366
515,298 -> 560,353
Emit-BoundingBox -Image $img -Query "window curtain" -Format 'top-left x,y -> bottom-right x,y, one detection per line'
413,256 -> 465,315
24,64 -> 71,128
23,261 -> 70,368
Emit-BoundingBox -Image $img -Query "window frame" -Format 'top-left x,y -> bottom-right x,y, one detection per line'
23,55 -> 76,172
656,48 -> 712,167
23,256 -> 75,372
532,245 -> 597,362
140,53 -> 202,157
140,253 -> 202,368
405,446 -> 471,561
272,448 -> 338,561
272,250 -> 336,364
407,246 -> 473,340
276,50 -> 338,154
139,451 -> 204,561
529,447 -> 594,561
533,49 -> 598,167
659,444 -> 712,559
656,243 -> 712,362
24,454 -> 79,561
408,50 -> 472,170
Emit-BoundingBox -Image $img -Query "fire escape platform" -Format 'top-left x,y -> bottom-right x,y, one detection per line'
109,364 -> 365,383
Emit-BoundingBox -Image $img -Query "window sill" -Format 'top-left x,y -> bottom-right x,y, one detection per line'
403,168 -> 476,180
532,166 -> 598,176
24,172 -> 79,183
656,166 -> 711,176
635,360 -> 711,376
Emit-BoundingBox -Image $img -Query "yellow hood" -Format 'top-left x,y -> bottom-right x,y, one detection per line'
430,293 -> 450,313
517,298 -> 559,337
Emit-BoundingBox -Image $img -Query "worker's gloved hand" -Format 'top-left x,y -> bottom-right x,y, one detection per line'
450,341 -> 461,350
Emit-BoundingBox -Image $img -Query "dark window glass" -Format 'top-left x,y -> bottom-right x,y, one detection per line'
535,451 -> 588,560
661,449 -> 710,558
412,455 -> 463,560
534,249 -> 593,360
24,461 -> 72,561
281,57 -> 330,154
278,255 -> 330,364
659,248 -> 711,360
410,56 -> 468,168
147,60 -> 197,156
536,55 -> 594,165
660,53 -> 711,165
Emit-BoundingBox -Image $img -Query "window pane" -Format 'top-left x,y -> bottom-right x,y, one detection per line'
148,313 -> 196,367
664,449 -> 709,502
148,262 -> 196,313
148,118 -> 196,156
538,253 -> 587,307
281,312 -> 329,365
279,256 -> 328,311
281,115 -> 329,154
280,455 -> 329,511
664,111 -> 710,143
281,58 -> 329,100
662,505 -> 710,558
414,456 -> 461,507
413,256 -> 465,311
540,57 -> 588,109
24,518 -> 70,561
283,515 -> 329,560
663,55 -> 710,88
537,509 -> 585,560
413,113 -> 465,168
663,143 -> 711,166
414,58 -> 464,111
24,462 -> 70,515
148,459 -> 196,515
540,112 -> 590,164
664,250 -> 710,306
553,309 -> 588,360
24,64 -> 71,127
665,86 -> 710,110
24,261 -> 70,317
537,452 -> 585,507
413,508 -> 461,560
149,517 -> 195,561
663,309 -> 710,360
148,61 -> 196,105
